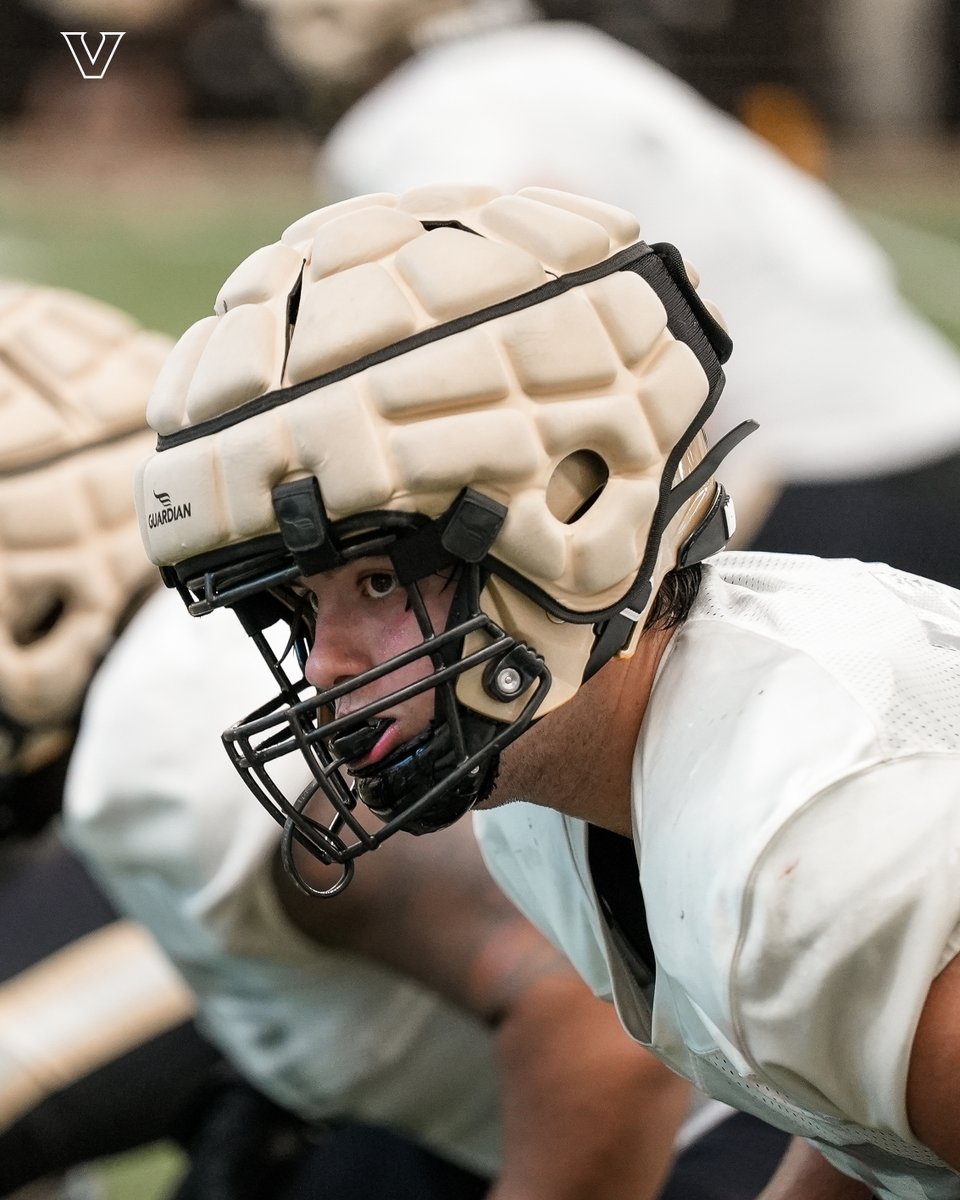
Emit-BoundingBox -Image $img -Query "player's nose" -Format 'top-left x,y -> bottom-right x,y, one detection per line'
303,607 -> 371,693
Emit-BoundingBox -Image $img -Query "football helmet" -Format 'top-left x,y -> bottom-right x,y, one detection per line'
0,283 -> 168,807
136,184 -> 753,893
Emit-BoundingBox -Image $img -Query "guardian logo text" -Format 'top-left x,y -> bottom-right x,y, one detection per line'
61,32 -> 125,80
148,490 -> 192,529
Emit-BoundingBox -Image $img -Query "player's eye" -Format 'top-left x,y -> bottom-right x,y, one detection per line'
360,571 -> 399,600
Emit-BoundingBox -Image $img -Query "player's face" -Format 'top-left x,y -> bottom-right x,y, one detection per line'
297,557 -> 456,769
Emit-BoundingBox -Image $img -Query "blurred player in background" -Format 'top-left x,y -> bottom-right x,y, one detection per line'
0,283 -> 230,1199
248,0 -> 960,585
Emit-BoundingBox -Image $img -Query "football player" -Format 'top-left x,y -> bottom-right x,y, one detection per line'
132,184 -> 960,1200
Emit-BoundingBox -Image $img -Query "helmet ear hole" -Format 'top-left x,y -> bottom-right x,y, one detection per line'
12,595 -> 67,647
546,450 -> 609,525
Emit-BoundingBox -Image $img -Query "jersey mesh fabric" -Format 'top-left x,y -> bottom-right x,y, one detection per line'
696,554 -> 960,756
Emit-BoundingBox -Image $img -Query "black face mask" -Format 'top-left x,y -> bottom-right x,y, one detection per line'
220,560 -> 549,897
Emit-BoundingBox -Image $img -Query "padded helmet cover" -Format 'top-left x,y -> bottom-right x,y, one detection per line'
0,283 -> 168,776
138,184 -> 736,718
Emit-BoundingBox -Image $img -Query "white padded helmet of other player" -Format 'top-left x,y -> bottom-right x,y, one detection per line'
0,284 -> 169,775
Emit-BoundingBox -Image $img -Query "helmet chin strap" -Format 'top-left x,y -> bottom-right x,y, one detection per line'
582,420 -> 757,683
225,545 -> 552,898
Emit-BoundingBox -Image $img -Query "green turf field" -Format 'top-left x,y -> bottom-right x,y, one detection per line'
835,148 -> 960,347
0,133 -> 318,336
94,1141 -> 185,1200
0,192 -> 306,336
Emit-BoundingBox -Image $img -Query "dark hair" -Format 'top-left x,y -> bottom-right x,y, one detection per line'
643,562 -> 702,632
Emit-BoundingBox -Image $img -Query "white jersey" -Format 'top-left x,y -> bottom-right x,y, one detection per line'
476,552 -> 960,1199
64,588 -> 500,1177
322,21 -> 960,483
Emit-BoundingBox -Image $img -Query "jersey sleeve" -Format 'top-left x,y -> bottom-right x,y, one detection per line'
474,803 -> 616,1001
731,753 -> 960,1141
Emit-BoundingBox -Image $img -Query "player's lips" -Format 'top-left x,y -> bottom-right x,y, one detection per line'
330,717 -> 399,769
